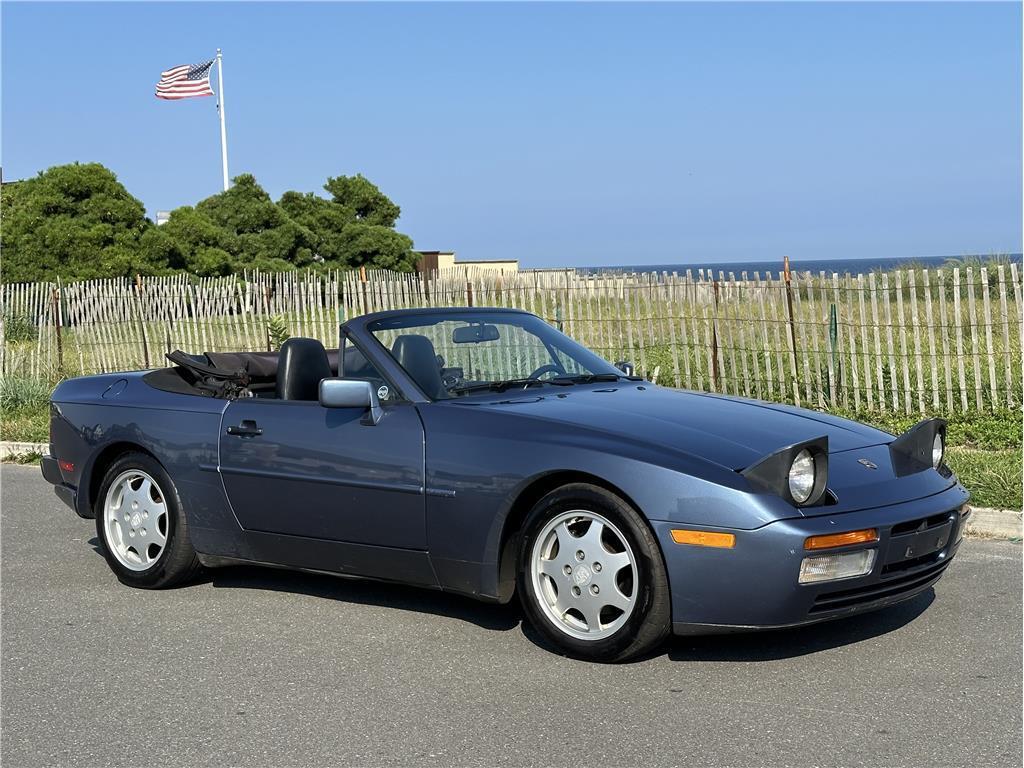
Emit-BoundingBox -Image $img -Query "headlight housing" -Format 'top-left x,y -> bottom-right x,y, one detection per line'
788,449 -> 816,504
742,437 -> 829,507
931,432 -> 945,468
889,418 -> 947,476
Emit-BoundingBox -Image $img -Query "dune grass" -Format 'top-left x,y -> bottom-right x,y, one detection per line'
838,408 -> 1022,451
944,447 -> 1022,510
0,377 -> 52,443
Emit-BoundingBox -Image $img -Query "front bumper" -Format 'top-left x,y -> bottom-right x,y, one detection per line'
653,483 -> 970,634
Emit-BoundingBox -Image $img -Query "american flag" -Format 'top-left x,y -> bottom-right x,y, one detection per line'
155,60 -> 215,100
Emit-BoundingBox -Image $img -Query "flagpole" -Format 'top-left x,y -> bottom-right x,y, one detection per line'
216,49 -> 229,191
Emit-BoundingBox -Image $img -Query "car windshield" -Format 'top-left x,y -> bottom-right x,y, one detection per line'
367,311 -> 626,399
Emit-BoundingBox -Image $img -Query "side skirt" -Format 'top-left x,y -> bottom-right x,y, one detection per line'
195,528 -> 439,589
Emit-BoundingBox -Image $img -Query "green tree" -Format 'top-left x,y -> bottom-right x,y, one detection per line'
279,174 -> 418,271
195,174 -> 317,270
277,191 -> 351,261
0,163 -> 162,282
1,164 -> 419,281
159,174 -> 317,275
155,207 -> 235,276
323,173 -> 401,227
333,222 -> 417,270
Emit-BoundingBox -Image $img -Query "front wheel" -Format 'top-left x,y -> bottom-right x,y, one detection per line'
94,452 -> 201,589
517,484 -> 671,662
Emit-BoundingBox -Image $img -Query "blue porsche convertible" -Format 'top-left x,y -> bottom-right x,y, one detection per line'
42,307 -> 970,661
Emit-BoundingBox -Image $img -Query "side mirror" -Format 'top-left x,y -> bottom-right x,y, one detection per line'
615,360 -> 635,376
318,378 -> 383,425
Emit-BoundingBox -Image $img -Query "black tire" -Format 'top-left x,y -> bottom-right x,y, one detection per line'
516,483 -> 671,662
93,451 -> 201,589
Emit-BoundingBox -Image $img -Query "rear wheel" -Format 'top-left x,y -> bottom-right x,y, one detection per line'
517,483 -> 671,662
94,452 -> 201,588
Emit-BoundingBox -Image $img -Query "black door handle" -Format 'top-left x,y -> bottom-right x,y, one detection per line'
226,420 -> 262,437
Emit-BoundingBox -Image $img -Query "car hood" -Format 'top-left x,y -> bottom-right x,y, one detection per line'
458,384 -> 893,471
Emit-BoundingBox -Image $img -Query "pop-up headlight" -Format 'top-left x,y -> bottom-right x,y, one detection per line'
742,436 -> 829,507
889,418 -> 947,476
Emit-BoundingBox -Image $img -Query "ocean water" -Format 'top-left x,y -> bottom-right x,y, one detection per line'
577,254 -> 1022,277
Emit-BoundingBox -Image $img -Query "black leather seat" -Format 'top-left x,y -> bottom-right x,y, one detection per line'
391,335 -> 445,399
275,337 -> 332,401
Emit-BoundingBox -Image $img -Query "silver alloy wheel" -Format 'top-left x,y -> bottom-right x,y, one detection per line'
102,470 -> 169,572
530,510 -> 638,641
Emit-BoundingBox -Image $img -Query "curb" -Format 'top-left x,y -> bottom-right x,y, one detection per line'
966,506 -> 1022,540
1,441 -> 1021,540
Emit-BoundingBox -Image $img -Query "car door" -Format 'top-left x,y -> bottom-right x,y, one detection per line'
217,397 -> 426,550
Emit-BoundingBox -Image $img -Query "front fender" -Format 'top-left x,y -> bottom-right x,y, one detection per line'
418,403 -> 794,600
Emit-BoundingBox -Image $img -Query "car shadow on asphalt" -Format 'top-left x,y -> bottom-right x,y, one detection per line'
87,536 -> 520,631
663,590 -> 935,663
86,536 -> 934,658
210,564 -> 524,632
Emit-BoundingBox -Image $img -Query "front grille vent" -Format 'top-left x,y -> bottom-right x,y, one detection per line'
809,559 -> 949,614
882,550 -> 943,576
890,511 -> 954,537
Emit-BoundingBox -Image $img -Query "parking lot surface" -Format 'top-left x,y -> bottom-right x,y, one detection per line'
2,464 -> 1021,767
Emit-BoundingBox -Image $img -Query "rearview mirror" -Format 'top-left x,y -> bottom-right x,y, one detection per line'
318,378 -> 383,425
615,360 -> 635,376
453,323 -> 500,344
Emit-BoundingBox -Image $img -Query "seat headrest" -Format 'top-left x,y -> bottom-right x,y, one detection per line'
275,337 -> 332,401
391,334 -> 444,399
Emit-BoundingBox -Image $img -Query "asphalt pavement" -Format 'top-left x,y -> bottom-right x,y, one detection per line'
2,464 -> 1021,768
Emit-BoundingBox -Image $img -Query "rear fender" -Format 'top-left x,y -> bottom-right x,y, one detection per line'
49,373 -> 236,551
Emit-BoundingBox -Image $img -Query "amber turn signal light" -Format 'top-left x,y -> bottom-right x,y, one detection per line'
804,528 -> 878,550
670,529 -> 736,548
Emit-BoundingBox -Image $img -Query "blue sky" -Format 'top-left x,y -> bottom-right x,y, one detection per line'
2,2 -> 1021,267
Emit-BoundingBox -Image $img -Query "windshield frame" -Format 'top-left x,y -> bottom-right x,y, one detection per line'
352,307 -> 623,402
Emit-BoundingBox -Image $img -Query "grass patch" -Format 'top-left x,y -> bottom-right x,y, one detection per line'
5,451 -> 42,465
1,407 -> 49,444
0,377 -> 54,444
945,447 -> 1022,510
832,408 -> 1022,452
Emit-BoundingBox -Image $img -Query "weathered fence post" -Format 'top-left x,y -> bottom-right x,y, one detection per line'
711,277 -> 720,391
359,265 -> 369,314
51,285 -> 64,373
263,283 -> 273,351
783,256 -> 800,388
828,302 -> 838,407
134,274 -> 150,369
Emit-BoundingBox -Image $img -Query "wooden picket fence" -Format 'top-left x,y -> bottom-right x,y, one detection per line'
2,263 -> 1021,414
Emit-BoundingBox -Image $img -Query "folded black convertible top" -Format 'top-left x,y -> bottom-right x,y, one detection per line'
144,347 -> 339,399
163,350 -> 259,399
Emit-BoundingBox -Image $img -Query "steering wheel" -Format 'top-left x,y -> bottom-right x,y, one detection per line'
528,363 -> 564,380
